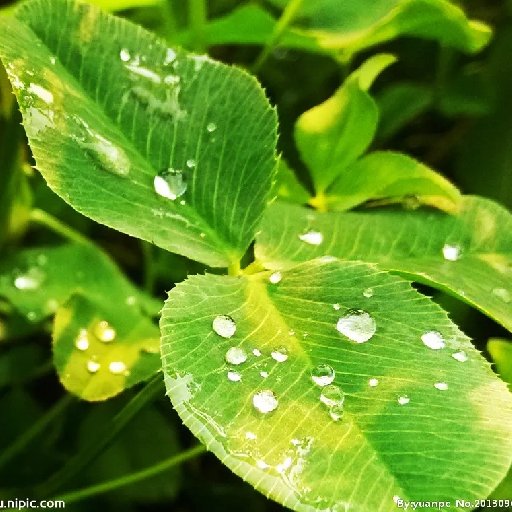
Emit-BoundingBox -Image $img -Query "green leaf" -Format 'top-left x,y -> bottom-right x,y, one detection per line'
161,259 -> 512,511
88,0 -> 161,10
488,339 -> 512,386
274,158 -> 311,205
255,196 -> 512,333
325,151 -> 461,212
295,55 -> 394,194
0,0 -> 277,267
53,294 -> 160,401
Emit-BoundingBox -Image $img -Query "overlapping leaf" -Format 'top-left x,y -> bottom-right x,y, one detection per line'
255,196 -> 512,333
0,0 -> 277,267
161,259 -> 512,511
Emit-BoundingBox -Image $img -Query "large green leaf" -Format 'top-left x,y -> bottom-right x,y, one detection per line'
161,259 -> 512,511
0,0 -> 277,267
255,196 -> 512,333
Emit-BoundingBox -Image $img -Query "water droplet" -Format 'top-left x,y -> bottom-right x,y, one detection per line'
120,48 -> 131,62
492,287 -> 511,303
109,361 -> 127,375
288,329 -> 295,336
75,329 -> 89,351
154,169 -> 187,200
329,404 -> 344,422
87,360 -> 100,373
270,347 -> 288,363
14,267 -> 45,290
252,389 -> 278,414
206,122 -> 217,133
94,321 -> 116,343
403,195 -> 420,211
363,287 -> 374,298
332,303 -> 341,310
452,350 -> 468,362
225,347 -> 247,365
28,83 -> 53,104
245,431 -> 257,440
434,382 -> 448,391
36,253 -> 48,266
260,371 -> 269,378
311,364 -> 335,387
227,370 -> 241,382
252,348 -> 262,357
398,395 -> 410,405
186,159 -> 196,169
336,309 -> 376,343
269,271 -> 282,284
442,243 -> 461,261
319,385 -> 345,408
199,232 -> 206,238
27,311 -> 37,322
421,331 -> 445,350
50,56 -> 56,65
298,230 -> 323,246
126,295 -> 137,306
256,459 -> 270,470
212,315 -> 236,338
368,378 -> 379,387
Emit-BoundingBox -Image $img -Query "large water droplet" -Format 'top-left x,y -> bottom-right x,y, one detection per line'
298,230 -> 323,246
86,360 -> 100,374
421,331 -> 445,350
336,309 -> 376,343
442,243 -> 461,261
109,361 -> 127,375
270,347 -> 288,363
492,287 -> 511,303
13,267 -> 45,290
398,395 -> 410,405
75,329 -> 89,351
452,350 -> 468,362
225,347 -> 247,365
227,370 -> 241,382
434,382 -> 448,391
212,315 -> 236,338
269,271 -> 282,284
94,321 -> 116,343
311,364 -> 335,387
154,169 -> 187,200
319,385 -> 345,408
252,389 -> 278,414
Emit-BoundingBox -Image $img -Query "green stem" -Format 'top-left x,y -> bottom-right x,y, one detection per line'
35,375 -> 164,497
188,0 -> 207,52
0,394 -> 74,470
29,209 -> 91,246
56,444 -> 205,504
252,0 -> 304,73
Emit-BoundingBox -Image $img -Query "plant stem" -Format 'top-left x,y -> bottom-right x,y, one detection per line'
56,444 -> 205,504
35,375 -> 164,497
252,0 -> 304,73
188,0 -> 207,52
29,209 -> 91,246
0,394 -> 74,470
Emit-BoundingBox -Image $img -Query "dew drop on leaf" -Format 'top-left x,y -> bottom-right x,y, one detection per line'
212,315 -> 236,338
320,385 -> 345,408
260,371 -> 269,378
492,287 -> 511,303
442,243 -> 461,261
368,378 -> 379,387
298,230 -> 323,246
332,303 -> 341,310
252,348 -> 261,357
270,347 -> 288,363
311,364 -> 335,387
227,370 -> 241,382
13,267 -> 45,290
329,404 -> 344,422
252,389 -> 278,414
119,48 -> 131,62
269,271 -> 282,284
434,382 -> 448,391
206,122 -> 217,133
398,395 -> 410,405
245,431 -> 257,440
363,287 -> 374,298
154,169 -> 187,200
75,329 -> 89,351
94,320 -> 116,343
452,350 -> 468,362
186,159 -> 196,169
336,309 -> 376,343
225,347 -> 247,365
109,361 -> 128,375
421,330 -> 445,350
86,360 -> 100,373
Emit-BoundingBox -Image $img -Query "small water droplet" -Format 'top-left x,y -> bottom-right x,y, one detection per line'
75,329 -> 89,351
164,48 -> 177,65
252,389 -> 278,414
402,194 -> 420,211
260,371 -> 269,378
332,303 -> 341,310
27,311 -> 37,322
212,315 -> 236,338
225,347 -> 247,365
320,385 -> 345,408
256,459 -> 270,470
245,431 -> 257,440
298,230 -> 323,246
452,350 -> 468,362
109,361 -> 127,375
270,347 -> 288,363
206,122 -> 217,133
200,232 -> 206,238
87,360 -> 100,373
186,159 -> 196,169
336,309 -> 376,343
363,287 -> 374,298
126,295 -> 137,306
311,364 -> 335,387
398,395 -> 410,405
227,370 -> 241,382
94,321 -> 116,343
421,331 -> 445,350
252,348 -> 261,357
50,56 -> 56,65
288,329 -> 295,336
154,169 -> 187,200
368,378 -> 379,387
442,243 -> 461,261
434,382 -> 448,391
269,271 -> 282,284
36,254 -> 48,266
14,267 -> 45,290
120,48 -> 131,62
492,287 -> 511,303
329,404 -> 344,422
